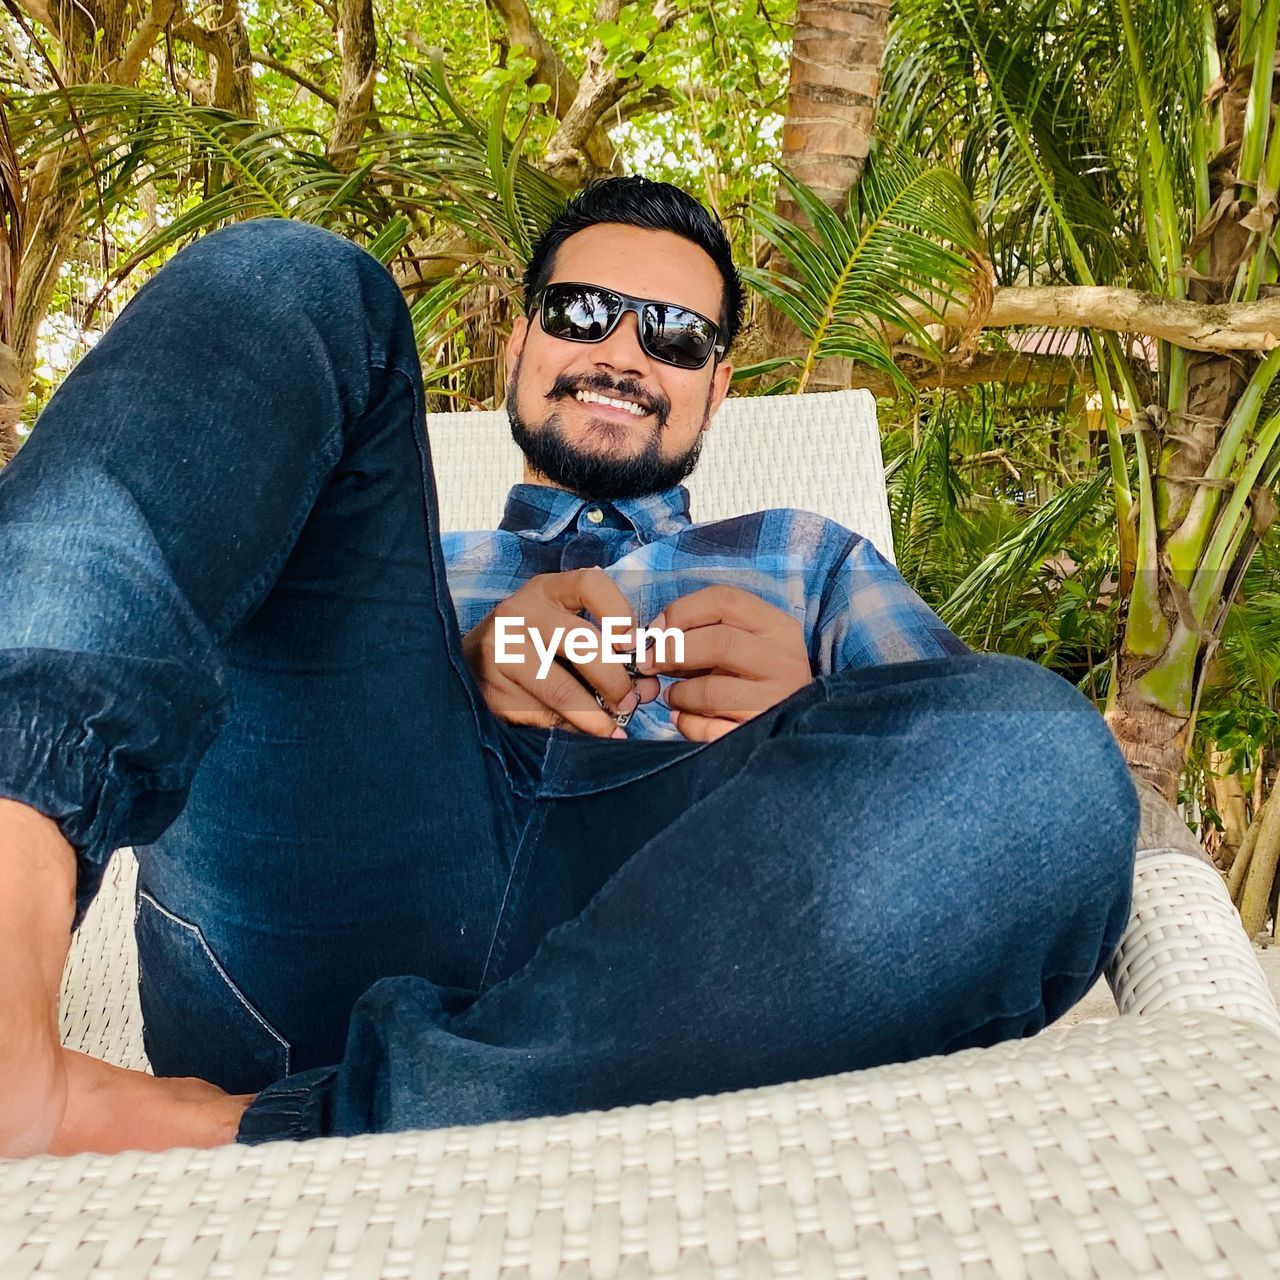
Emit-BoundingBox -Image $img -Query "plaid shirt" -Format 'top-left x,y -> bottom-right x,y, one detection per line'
442,484 -> 967,741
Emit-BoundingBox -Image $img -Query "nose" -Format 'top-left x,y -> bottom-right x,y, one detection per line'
591,309 -> 651,377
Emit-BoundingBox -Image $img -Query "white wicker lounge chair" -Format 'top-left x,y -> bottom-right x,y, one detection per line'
7,389 -> 1280,1278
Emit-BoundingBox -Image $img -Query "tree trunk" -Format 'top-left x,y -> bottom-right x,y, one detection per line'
1,97 -> 21,463
1239,782 -> 1280,937
764,0 -> 891,390
6,155 -> 84,458
1104,14 -> 1275,801
328,0 -> 377,171
1107,655 -> 1190,799
3,0 -> 180,462
1207,745 -> 1249,868
211,0 -> 257,117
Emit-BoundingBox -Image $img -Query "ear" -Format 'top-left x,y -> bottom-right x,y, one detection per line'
702,358 -> 734,430
506,315 -> 529,381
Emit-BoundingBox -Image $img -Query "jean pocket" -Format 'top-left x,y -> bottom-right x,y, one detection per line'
135,890 -> 291,1094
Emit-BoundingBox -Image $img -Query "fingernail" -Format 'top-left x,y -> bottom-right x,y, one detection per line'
670,710 -> 681,728
619,689 -> 641,715
611,727 -> 627,740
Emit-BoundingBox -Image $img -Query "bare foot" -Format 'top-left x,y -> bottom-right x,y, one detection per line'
49,1049 -> 255,1155
0,800 -> 75,1157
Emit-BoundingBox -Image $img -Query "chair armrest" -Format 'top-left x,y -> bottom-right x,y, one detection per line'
1108,849 -> 1280,1033
1108,774 -> 1280,1032
11,1010 -> 1280,1276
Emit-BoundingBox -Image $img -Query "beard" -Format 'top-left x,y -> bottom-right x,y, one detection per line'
507,360 -> 710,501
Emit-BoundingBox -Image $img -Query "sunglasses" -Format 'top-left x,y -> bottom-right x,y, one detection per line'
534,282 -> 726,371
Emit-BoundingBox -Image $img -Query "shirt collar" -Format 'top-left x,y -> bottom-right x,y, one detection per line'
498,483 -> 692,543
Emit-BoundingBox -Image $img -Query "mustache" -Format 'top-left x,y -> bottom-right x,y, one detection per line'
546,372 -> 669,423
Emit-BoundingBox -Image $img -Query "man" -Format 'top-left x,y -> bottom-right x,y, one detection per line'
0,178 -> 1138,1156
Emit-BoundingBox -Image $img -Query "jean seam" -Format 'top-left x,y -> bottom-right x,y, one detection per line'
477,733 -> 559,992
456,734 -> 764,1026
137,889 -> 292,1073
393,358 -> 510,782
212,432 -> 343,638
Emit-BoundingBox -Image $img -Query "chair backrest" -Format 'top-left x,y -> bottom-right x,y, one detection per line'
425,388 -> 895,560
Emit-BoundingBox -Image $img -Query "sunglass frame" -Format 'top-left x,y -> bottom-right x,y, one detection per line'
533,283 -> 726,370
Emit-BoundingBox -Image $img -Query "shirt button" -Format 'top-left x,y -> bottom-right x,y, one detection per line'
585,507 -> 604,524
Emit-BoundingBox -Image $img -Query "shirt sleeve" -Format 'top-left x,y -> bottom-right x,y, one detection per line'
813,535 -> 969,673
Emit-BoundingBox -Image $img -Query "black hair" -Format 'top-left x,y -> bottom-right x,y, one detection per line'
523,176 -> 745,353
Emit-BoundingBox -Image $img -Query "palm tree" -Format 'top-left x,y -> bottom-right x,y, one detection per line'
765,0 -> 894,389
764,0 -> 1280,802
4,74 -> 566,412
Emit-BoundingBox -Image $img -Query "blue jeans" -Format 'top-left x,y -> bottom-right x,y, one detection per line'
0,220 -> 1139,1142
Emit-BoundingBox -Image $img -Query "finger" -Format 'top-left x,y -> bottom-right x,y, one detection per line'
545,568 -> 637,646
519,598 -> 637,711
638,623 -> 772,678
519,661 -> 625,737
671,709 -> 739,742
665,673 -> 761,721
485,663 -> 621,738
634,675 -> 662,704
651,585 -> 788,638
543,571 -> 641,704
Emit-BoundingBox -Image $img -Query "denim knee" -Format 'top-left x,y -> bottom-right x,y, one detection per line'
811,653 -> 1139,909
792,655 -> 1137,1047
140,218 -> 412,380
172,217 -> 376,290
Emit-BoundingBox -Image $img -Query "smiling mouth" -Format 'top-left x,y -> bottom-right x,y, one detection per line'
574,389 -> 650,417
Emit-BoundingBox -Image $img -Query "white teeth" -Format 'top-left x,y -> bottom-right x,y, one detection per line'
575,390 -> 647,416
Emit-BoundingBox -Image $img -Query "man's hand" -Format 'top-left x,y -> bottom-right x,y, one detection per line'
0,799 -> 77,1157
637,586 -> 813,742
462,568 -> 658,737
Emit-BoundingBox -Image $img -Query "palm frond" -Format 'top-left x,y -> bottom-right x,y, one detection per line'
746,148 -> 984,395
881,0 -> 1205,290
940,473 -> 1109,645
7,71 -> 568,299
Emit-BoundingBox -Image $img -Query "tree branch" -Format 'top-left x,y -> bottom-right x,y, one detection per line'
844,349 -> 1093,397
112,0 -> 179,84
544,0 -> 686,180
252,53 -> 337,106
171,15 -> 219,54
173,0 -> 254,115
154,46 -> 211,103
949,285 -> 1280,354
485,0 -> 578,118
611,82 -> 714,122
11,0 -> 58,39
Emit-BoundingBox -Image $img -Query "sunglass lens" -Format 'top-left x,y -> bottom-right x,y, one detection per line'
642,304 -> 716,369
543,286 -> 618,341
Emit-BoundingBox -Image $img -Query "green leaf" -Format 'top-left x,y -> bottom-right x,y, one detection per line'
747,147 -> 983,396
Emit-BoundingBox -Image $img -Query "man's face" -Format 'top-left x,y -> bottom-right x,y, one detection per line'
506,223 -> 734,501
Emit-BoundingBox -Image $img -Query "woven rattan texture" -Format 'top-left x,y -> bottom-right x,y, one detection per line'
1108,851 -> 1280,1032
59,850 -> 147,1070
424,389 -> 896,560
12,1012 -> 1280,1279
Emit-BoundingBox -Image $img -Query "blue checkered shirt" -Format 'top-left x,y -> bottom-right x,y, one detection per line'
442,484 -> 966,741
